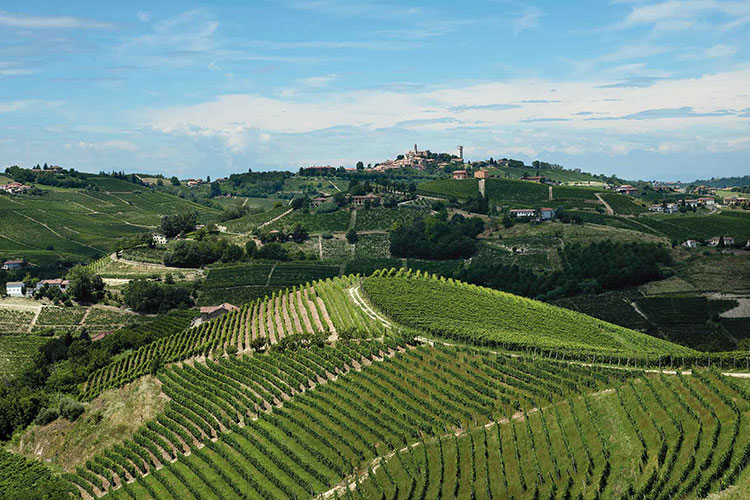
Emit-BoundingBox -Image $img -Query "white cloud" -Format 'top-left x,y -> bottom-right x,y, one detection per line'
144,68 -> 750,156
68,140 -> 139,152
0,10 -> 113,29
137,11 -> 153,23
298,74 -> 339,87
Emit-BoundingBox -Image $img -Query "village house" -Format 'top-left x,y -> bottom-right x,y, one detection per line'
510,208 -> 538,218
350,193 -> 381,206
617,185 -> 639,196
707,236 -> 735,247
36,279 -> 70,292
200,303 -> 239,322
539,208 -> 555,221
474,169 -> 490,179
0,183 -> 32,194
683,199 -> 699,208
5,281 -> 25,297
682,240 -> 698,248
523,176 -> 544,183
452,170 -> 468,180
725,196 -> 748,206
697,197 -> 715,206
2,259 -> 25,270
152,234 -> 167,246
649,205 -> 664,213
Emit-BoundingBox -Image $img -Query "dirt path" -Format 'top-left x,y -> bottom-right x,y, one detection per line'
348,285 -> 392,328
328,180 -> 342,192
79,308 -> 91,325
318,235 -> 323,260
288,293 -> 304,333
478,179 -> 486,197
303,289 -> 325,332
265,263 -> 277,286
595,193 -> 614,215
549,185 -> 554,201
317,297 -> 337,338
258,208 -> 293,229
297,290 -> 314,334
348,209 -> 357,231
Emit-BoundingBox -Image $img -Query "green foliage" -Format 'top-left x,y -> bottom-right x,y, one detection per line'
122,279 -> 193,313
161,211 -> 198,238
390,214 -> 484,259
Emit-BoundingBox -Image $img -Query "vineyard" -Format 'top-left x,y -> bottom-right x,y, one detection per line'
351,366 -> 750,500
198,263 -> 342,306
362,270 -> 696,357
67,341 -> 649,500
353,207 -> 431,231
82,275 -> 384,400
0,335 -> 48,380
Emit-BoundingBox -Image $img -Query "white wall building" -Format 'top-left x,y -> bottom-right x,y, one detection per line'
6,281 -> 25,297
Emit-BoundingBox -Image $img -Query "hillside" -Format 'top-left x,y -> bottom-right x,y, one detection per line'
362,270 -> 696,356
0,179 -> 220,264
5,272 -> 750,500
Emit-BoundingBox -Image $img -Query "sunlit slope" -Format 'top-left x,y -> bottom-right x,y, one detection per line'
362,270 -> 696,356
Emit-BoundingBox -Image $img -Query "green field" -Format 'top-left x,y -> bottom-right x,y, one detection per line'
0,183 -> 220,263
598,192 -> 648,215
417,178 -> 479,200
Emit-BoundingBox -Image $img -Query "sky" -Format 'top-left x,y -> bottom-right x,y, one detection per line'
0,1 -> 749,181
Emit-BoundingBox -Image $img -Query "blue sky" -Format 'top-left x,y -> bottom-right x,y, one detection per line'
1,1 -> 749,181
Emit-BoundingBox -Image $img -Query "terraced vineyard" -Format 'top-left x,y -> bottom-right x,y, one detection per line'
83,276 -> 383,400
68,342 -> 647,500
351,367 -> 750,500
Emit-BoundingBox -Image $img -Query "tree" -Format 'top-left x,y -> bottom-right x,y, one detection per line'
210,181 -> 221,198
66,266 -> 105,303
346,229 -> 359,244
245,240 -> 257,259
161,211 -> 198,238
221,244 -> 244,262
290,223 -> 309,243
254,242 -> 289,261
170,176 -> 180,186
356,161 -> 364,171
122,279 -> 193,313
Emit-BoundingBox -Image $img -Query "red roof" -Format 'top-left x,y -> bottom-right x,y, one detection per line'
40,279 -> 69,286
4,259 -> 24,265
540,208 -> 554,211
200,303 -> 238,315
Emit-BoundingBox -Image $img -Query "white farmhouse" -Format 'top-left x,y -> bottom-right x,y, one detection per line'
6,281 -> 25,297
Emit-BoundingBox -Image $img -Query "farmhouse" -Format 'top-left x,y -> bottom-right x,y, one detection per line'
5,281 -> 25,297
2,259 -> 25,270
510,208 -> 538,218
649,205 -> 664,213
200,303 -> 239,322
683,199 -> 699,208
452,170 -> 468,180
707,236 -> 735,247
682,240 -> 698,248
152,234 -> 167,246
617,185 -> 639,195
351,193 -> 381,206
698,197 -> 715,206
523,176 -> 544,183
36,279 -> 70,292
725,196 -> 748,206
474,169 -> 490,179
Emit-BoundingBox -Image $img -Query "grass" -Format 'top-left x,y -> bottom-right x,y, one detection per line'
10,376 -> 168,473
36,306 -> 87,326
636,210 -> 750,242
222,205 -> 289,233
598,192 -> 648,215
677,254 -> 750,294
417,179 -> 479,200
